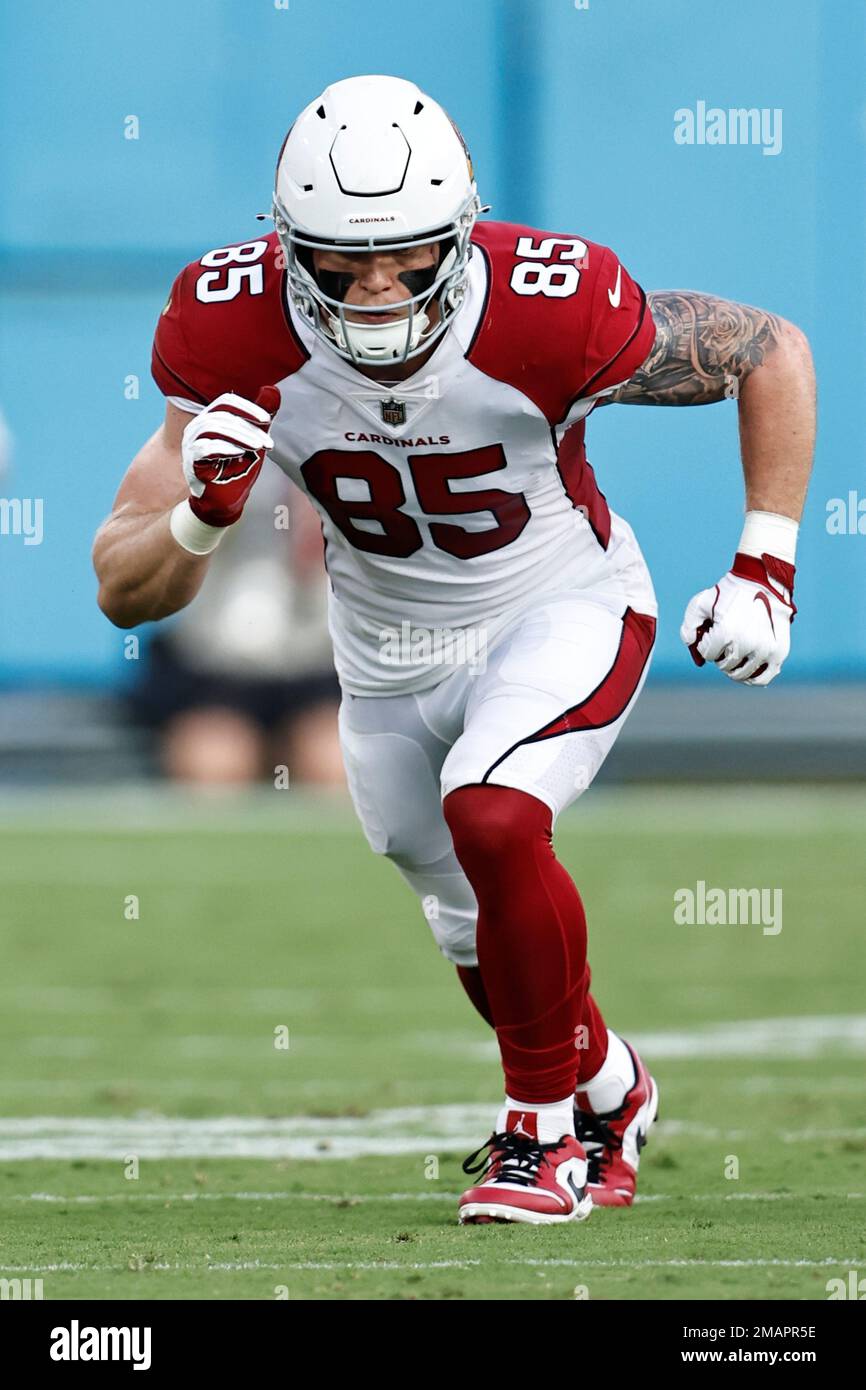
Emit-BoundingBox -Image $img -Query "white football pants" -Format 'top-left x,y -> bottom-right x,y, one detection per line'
338,588 -> 655,966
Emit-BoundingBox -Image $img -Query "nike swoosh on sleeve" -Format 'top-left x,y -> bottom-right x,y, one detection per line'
608,266 -> 622,309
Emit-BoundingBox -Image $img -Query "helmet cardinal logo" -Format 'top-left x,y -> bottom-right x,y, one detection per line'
447,114 -> 474,181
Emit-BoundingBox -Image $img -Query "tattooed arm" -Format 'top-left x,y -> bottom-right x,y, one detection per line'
602,291 -> 815,521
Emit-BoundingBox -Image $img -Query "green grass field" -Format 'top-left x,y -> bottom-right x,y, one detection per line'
1,786 -> 864,1301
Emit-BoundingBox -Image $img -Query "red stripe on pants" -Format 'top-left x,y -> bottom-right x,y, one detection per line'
527,608 -> 656,742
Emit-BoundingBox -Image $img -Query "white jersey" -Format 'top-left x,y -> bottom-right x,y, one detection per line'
153,220 -> 657,695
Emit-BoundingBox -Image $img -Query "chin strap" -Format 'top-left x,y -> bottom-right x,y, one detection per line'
331,307 -> 432,362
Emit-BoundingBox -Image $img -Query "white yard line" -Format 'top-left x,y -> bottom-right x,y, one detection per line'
0,1104 -> 485,1160
0,1107 -> 863,1161
5,1189 -> 864,1206
512,1257 -> 864,1270
0,1257 -> 858,1275
8,1190 -> 460,1204
197,1256 -> 865,1272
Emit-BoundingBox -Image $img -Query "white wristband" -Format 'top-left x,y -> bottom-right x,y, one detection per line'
737,510 -> 798,566
169,500 -> 226,556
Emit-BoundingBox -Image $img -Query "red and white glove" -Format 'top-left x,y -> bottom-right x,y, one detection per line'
170,387 -> 280,554
680,511 -> 798,686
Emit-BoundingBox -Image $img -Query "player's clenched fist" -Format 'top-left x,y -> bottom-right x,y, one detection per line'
170,387 -> 280,553
680,512 -> 798,687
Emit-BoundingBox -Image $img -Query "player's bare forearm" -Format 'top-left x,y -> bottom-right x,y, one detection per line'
92,413 -> 213,629
604,290 -> 816,522
94,392 -> 275,628
93,505 -> 212,629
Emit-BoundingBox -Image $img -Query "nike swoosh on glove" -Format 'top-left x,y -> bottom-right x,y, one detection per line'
680,551 -> 797,686
182,387 -> 280,527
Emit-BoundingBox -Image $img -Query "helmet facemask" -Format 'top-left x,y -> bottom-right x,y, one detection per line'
274,192 -> 480,366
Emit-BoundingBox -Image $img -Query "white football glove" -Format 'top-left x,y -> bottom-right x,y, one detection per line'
180,390 -> 276,506
681,524 -> 797,686
170,388 -> 279,555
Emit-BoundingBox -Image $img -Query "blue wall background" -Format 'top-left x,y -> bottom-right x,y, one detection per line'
1,0 -> 863,682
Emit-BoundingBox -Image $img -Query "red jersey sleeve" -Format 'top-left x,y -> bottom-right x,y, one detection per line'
577,243 -> 655,399
467,222 -> 654,425
151,232 -> 308,406
152,262 -> 208,404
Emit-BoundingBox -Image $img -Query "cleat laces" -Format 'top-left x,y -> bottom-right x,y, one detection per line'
462,1130 -> 567,1187
573,1108 -> 623,1185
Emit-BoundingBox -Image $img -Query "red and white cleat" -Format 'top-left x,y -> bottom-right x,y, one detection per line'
458,1109 -> 593,1226
574,1042 -> 659,1207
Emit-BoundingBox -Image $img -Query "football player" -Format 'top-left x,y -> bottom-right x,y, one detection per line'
93,75 -> 814,1224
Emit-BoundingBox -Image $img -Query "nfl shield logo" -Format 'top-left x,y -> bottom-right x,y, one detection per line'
381,398 -> 406,427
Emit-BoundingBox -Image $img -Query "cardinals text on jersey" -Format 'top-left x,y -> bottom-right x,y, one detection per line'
152,222 -> 658,695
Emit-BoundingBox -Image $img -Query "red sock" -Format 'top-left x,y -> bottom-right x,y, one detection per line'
444,784 -> 596,1103
456,965 -> 495,1028
458,955 -> 609,1078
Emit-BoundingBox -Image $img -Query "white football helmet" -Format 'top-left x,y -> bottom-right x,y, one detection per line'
272,74 -> 483,365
